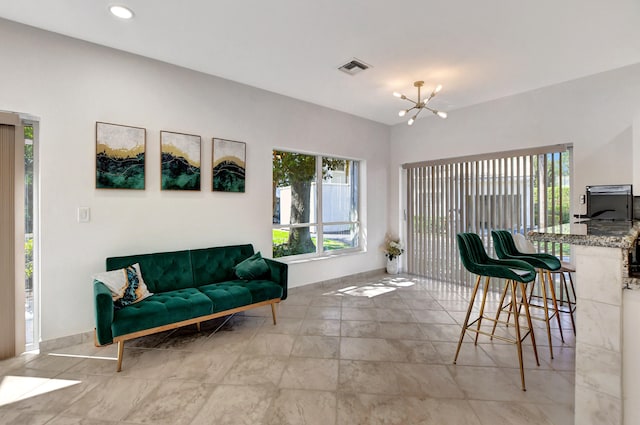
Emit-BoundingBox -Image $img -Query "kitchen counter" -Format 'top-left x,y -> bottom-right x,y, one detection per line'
528,220 -> 640,289
527,220 -> 640,249
527,219 -> 639,425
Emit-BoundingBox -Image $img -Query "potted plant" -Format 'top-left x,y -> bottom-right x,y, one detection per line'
383,235 -> 404,274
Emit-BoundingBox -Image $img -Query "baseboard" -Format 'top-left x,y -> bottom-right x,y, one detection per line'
289,268 -> 386,291
38,330 -> 95,352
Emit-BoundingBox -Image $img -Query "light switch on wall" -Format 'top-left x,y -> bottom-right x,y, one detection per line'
78,207 -> 90,223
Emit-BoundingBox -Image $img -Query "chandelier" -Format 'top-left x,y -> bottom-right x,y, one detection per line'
393,81 -> 448,125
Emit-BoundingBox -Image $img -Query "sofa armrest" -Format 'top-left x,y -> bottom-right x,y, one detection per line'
264,258 -> 288,300
94,280 -> 114,345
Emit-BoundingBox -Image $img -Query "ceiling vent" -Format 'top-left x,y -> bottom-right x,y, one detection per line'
338,58 -> 371,76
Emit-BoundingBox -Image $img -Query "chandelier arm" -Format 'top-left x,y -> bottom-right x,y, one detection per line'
425,106 -> 447,118
401,106 -> 418,115
423,92 -> 437,105
403,98 -> 419,106
414,108 -> 424,119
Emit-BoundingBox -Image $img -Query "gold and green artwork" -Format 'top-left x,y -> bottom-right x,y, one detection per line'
212,138 -> 246,193
161,131 -> 201,191
96,122 -> 146,190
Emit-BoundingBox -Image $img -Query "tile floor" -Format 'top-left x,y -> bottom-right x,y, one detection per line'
0,273 -> 575,425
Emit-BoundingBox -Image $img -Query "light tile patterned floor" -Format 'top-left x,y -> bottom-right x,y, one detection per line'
0,274 -> 575,424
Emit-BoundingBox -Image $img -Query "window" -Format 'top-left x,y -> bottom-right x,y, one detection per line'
272,150 -> 360,258
24,122 -> 38,351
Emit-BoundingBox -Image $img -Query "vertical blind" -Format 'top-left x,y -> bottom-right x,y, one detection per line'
0,114 -> 25,359
404,145 -> 571,285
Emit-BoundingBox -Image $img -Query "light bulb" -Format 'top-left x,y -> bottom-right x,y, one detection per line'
110,5 -> 134,19
393,92 -> 402,98
408,117 -> 415,126
399,110 -> 406,117
437,111 -> 448,119
434,84 -> 443,93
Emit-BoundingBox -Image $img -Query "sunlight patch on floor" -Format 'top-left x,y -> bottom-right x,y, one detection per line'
48,352 -> 116,361
0,375 -> 80,406
323,277 -> 416,298
384,277 -> 418,287
340,285 -> 397,298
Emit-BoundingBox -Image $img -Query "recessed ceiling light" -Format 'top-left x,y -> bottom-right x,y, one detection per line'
109,5 -> 134,20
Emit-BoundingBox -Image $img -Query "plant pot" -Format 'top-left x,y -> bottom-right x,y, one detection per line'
386,256 -> 399,274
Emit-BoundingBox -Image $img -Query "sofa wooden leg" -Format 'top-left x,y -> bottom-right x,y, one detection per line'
271,303 -> 277,325
196,322 -> 201,332
116,341 -> 124,372
94,329 -> 99,347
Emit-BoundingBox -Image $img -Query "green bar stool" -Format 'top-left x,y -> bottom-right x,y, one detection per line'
454,232 -> 539,391
513,232 -> 576,335
491,230 -> 564,359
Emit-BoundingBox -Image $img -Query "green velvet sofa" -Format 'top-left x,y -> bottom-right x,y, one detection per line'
93,244 -> 287,371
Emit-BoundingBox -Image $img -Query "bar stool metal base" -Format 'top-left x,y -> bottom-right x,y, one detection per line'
495,269 -> 565,358
537,265 -> 576,335
453,275 -> 539,391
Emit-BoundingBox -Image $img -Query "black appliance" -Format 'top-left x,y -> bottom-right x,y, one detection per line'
586,184 -> 633,221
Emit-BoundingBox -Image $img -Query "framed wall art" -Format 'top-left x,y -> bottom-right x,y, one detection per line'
96,122 -> 146,190
160,131 -> 201,191
212,138 -> 246,193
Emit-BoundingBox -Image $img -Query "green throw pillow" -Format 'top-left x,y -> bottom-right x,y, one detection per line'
234,252 -> 269,280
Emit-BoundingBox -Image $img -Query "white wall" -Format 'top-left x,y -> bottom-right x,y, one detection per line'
0,19 -> 390,342
389,63 -> 640,237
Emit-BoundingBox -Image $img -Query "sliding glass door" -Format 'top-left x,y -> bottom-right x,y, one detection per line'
405,145 -> 572,285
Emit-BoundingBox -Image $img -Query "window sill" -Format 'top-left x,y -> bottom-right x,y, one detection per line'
274,248 -> 366,265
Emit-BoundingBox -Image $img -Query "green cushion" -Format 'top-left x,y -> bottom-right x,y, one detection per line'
491,230 -> 561,271
106,250 -> 194,293
198,282 -> 253,312
190,245 -> 255,286
233,252 -> 269,280
111,288 -> 212,337
456,233 -> 536,283
199,279 -> 282,313
237,280 -> 283,302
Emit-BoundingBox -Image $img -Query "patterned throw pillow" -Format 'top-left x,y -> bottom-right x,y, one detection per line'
92,263 -> 153,310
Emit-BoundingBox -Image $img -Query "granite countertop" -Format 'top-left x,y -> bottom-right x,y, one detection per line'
527,220 -> 640,249
528,220 -> 640,290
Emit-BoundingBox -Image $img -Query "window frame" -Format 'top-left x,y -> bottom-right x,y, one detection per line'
23,119 -> 40,352
272,150 -> 363,260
